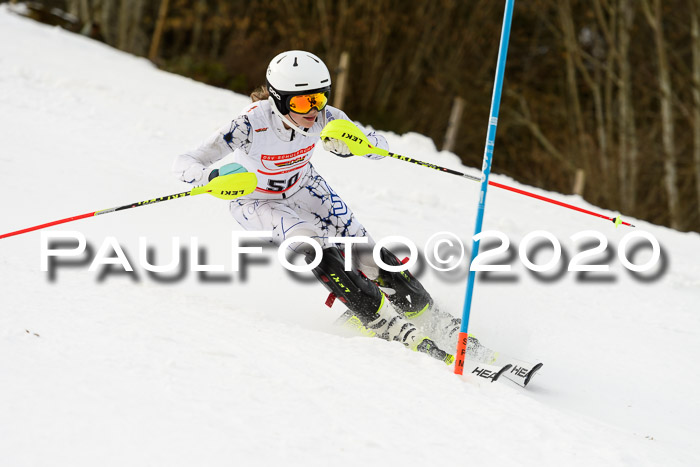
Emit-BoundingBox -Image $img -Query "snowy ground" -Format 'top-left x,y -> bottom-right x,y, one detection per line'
1,7 -> 699,466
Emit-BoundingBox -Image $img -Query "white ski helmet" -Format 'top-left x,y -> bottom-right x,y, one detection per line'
266,50 -> 331,115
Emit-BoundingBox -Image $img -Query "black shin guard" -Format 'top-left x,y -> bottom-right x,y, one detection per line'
375,247 -> 433,317
309,247 -> 384,324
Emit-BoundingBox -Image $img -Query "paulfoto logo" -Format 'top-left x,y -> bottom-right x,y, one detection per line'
39,229 -> 667,283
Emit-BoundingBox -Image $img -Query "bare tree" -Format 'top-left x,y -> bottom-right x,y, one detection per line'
642,0 -> 681,229
66,0 -> 90,24
116,0 -> 145,54
557,0 -> 588,175
99,0 -> 114,45
189,0 -> 206,56
149,0 -> 170,62
617,0 -> 639,212
117,0 -> 131,51
692,0 -> 700,219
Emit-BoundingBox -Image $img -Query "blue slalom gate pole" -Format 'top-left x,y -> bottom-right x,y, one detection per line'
454,0 -> 515,375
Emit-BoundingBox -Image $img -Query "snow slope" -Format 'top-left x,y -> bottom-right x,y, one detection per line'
1,7 -> 699,466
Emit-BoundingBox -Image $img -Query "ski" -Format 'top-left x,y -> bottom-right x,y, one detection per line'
459,335 -> 544,388
333,308 -> 543,387
460,360 -> 513,383
494,357 -> 544,387
460,357 -> 541,387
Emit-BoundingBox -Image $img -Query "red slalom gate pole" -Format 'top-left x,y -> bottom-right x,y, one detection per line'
488,181 -> 635,228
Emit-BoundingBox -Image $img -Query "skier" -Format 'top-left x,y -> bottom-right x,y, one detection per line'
172,50 -> 459,364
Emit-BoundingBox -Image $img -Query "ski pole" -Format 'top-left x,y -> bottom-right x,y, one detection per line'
320,119 -> 634,228
0,172 -> 258,240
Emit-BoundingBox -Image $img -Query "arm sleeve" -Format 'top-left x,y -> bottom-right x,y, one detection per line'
326,107 -> 388,160
172,114 -> 253,183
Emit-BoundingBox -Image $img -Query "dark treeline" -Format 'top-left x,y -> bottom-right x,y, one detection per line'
11,0 -> 700,232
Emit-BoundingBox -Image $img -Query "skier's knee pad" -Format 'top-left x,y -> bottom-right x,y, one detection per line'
308,247 -> 384,323
376,247 -> 432,317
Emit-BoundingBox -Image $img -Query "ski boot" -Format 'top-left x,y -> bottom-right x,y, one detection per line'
311,247 -> 454,365
374,248 -> 461,351
463,335 -> 498,364
373,248 -> 432,318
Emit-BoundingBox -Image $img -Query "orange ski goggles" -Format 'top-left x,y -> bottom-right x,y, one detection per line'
288,91 -> 330,114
